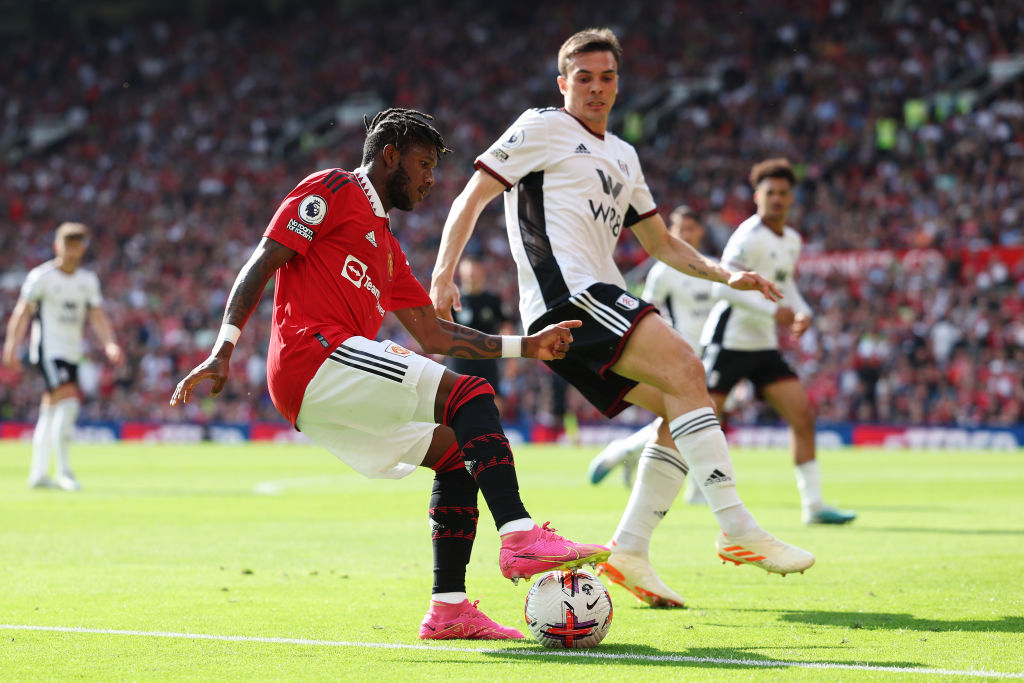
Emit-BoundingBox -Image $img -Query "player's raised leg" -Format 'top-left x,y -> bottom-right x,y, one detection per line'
435,371 -> 609,583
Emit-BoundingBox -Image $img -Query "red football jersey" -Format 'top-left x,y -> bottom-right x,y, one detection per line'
262,168 -> 432,427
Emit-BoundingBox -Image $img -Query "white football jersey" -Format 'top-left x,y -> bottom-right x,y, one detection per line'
700,214 -> 811,351
475,108 -> 658,329
642,261 -> 713,349
19,260 -> 102,364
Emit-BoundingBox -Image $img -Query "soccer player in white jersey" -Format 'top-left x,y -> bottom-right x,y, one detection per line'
588,206 -> 712,506
431,28 -> 815,610
2,222 -> 122,490
701,159 -> 856,525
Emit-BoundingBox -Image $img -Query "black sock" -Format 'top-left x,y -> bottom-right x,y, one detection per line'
443,376 -> 529,530
429,467 -> 479,594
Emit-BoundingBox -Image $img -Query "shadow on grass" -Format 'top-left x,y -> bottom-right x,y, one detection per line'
467,644 -> 922,671
736,608 -> 1024,633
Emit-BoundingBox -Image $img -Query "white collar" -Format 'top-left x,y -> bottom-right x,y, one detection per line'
353,167 -> 387,218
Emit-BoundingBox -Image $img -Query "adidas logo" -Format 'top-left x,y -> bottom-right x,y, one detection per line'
654,510 -> 668,519
704,469 -> 732,486
574,143 -> 590,154
365,231 -> 377,247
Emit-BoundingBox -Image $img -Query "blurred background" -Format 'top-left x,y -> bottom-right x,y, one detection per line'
1,0 -> 1022,444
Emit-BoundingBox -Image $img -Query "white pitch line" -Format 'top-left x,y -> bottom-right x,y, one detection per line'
1,624 -> 1021,679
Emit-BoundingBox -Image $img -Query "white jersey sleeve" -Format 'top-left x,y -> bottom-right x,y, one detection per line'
474,110 -> 552,189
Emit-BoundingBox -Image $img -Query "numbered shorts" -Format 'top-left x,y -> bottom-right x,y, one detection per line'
35,357 -> 79,391
701,345 -> 797,396
528,283 -> 657,418
296,337 -> 445,479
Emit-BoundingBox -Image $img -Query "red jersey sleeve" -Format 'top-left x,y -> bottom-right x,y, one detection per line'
264,169 -> 355,254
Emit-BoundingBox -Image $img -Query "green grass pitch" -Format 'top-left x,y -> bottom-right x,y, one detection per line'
1,441 -> 1022,681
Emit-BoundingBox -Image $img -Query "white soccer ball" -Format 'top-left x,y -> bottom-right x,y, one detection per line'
524,569 -> 613,648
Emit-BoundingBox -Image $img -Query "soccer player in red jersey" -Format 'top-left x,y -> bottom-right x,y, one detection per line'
170,109 -> 609,640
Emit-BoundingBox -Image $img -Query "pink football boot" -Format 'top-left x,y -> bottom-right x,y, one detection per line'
419,599 -> 524,640
499,522 -> 611,584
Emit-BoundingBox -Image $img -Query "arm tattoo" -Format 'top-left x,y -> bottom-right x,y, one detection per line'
437,319 -> 502,359
223,242 -> 289,328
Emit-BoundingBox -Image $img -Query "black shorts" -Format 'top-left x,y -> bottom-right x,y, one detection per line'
35,358 -> 79,392
528,283 -> 657,417
701,346 -> 797,396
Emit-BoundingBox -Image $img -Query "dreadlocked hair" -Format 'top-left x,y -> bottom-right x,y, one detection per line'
361,108 -> 451,165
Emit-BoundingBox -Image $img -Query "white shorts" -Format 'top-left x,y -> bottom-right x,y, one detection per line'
296,337 -> 446,479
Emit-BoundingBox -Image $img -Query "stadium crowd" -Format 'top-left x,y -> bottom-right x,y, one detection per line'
1,0 -> 1022,428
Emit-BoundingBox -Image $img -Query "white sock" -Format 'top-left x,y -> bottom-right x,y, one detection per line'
30,405 -> 56,482
610,444 -> 688,556
795,460 -> 824,515
51,398 -> 80,478
595,422 -> 656,467
431,592 -> 467,604
497,518 -> 534,535
669,408 -> 758,537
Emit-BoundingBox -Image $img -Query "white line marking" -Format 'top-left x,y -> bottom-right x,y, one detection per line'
1,624 -> 1021,678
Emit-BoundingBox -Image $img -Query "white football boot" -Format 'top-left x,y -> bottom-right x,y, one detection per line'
596,546 -> 685,607
716,530 -> 815,575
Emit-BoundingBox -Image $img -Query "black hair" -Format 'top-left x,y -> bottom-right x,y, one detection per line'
361,108 -> 451,165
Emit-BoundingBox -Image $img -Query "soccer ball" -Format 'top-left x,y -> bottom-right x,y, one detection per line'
524,569 -> 613,648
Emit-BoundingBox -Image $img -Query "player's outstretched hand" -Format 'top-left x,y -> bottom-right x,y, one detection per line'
525,320 -> 583,361
170,355 -> 230,407
727,270 -> 782,302
429,276 -> 461,323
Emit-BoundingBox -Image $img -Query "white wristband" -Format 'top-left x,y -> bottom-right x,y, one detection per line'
217,324 -> 242,347
501,335 -> 523,358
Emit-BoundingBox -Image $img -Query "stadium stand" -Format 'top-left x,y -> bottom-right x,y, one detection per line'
1,0 -> 1022,432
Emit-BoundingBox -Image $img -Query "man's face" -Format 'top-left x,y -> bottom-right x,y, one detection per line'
557,51 -> 618,128
54,236 -> 87,267
670,215 -> 704,250
753,177 -> 794,223
387,143 -> 437,212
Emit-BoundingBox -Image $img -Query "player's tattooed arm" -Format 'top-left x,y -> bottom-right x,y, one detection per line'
221,238 -> 297,331
170,237 -> 296,407
393,305 -> 501,358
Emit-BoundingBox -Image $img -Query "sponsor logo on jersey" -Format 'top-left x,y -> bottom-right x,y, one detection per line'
341,254 -> 385,316
501,128 -> 525,149
365,231 -> 377,247
615,293 -> 639,310
386,343 -> 412,357
298,194 -> 327,225
489,148 -> 509,162
286,219 -> 315,242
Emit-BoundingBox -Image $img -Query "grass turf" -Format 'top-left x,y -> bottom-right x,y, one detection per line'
1,441 -> 1022,681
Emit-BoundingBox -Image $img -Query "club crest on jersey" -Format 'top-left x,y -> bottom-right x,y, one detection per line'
365,231 -> 377,247
385,343 -> 412,357
617,160 -> 629,177
298,194 -> 327,225
386,252 -> 394,280
615,293 -> 639,310
501,128 -> 525,149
